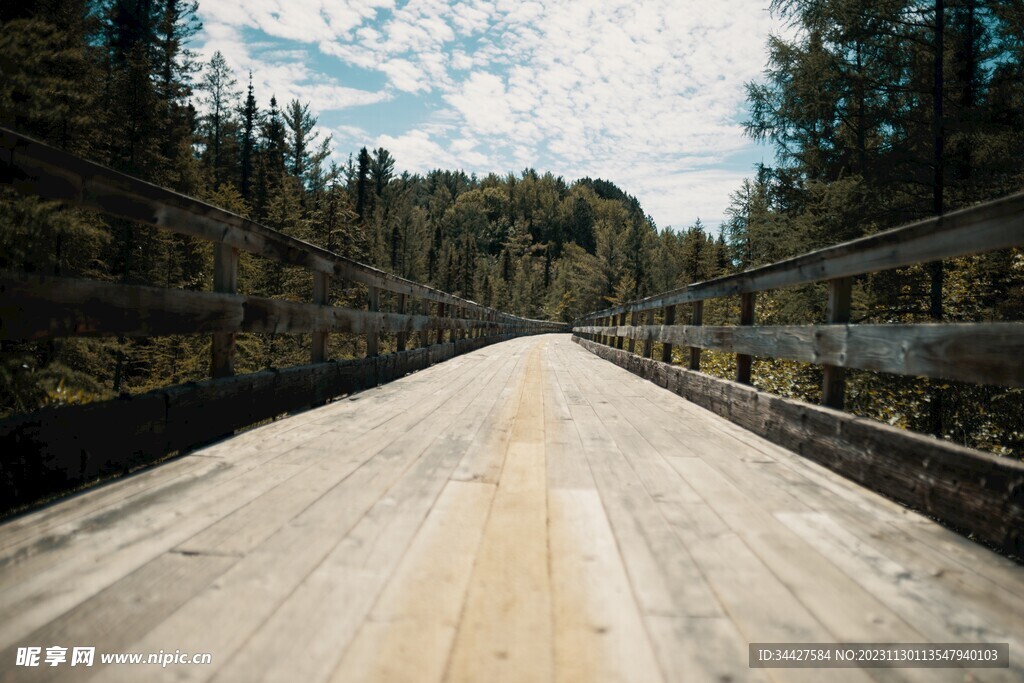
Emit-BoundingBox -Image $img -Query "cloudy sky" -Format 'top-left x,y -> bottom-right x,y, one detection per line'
195,0 -> 779,231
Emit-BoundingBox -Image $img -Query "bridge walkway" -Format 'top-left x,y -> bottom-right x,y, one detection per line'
0,334 -> 1021,682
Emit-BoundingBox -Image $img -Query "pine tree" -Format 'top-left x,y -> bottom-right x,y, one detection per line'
240,74 -> 257,201
355,147 -> 371,222
199,51 -> 239,187
153,0 -> 200,177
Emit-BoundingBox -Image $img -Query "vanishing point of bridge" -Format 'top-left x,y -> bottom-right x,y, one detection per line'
1,129 -> 1023,682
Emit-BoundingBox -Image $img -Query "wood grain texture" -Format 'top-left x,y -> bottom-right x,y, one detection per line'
444,345 -> 553,683
0,272 -> 539,341
572,335 -> 1024,555
0,334 -> 526,512
822,277 -> 852,408
1,335 -> 1021,683
580,187 -> 1024,320
0,128 -> 562,327
574,321 -> 1024,387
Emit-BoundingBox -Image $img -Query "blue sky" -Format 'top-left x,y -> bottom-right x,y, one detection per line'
195,0 -> 779,231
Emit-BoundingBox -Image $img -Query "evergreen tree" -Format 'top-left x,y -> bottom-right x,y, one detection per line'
199,51 -> 238,187
355,147 -> 371,222
239,73 -> 257,201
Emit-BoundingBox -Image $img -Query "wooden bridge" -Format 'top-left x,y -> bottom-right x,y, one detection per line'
1,129 -> 1023,682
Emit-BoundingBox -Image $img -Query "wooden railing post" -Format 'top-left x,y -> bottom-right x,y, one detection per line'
396,293 -> 407,352
628,310 -> 639,353
661,305 -> 676,363
367,286 -> 379,357
420,300 -> 431,347
436,302 -> 446,345
312,272 -> 330,363
616,312 -> 627,349
736,293 -> 755,384
211,243 -> 238,378
822,277 -> 852,408
689,301 -> 703,371
643,309 -> 654,358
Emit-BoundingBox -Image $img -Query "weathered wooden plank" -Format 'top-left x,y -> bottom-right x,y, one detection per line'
0,335 -> 520,512
211,243 -> 239,378
76,345 -> 520,683
581,188 -> 1024,320
0,552 -> 237,683
445,346 -> 553,683
184,351 -> 507,683
822,277 -> 852,408
777,511 -> 1024,681
366,286 -> 380,358
627,311 -> 638,353
0,131 -> 564,328
436,303 -> 446,345
176,344 -> 512,559
736,292 -> 755,384
214,351 -> 523,683
565,336 -> 1020,682
574,321 -> 1024,387
659,305 -> 675,363
561,344 -> 888,675
689,301 -> 702,370
642,309 -> 654,358
548,489 -> 665,683
395,293 -> 407,352
326,481 -> 494,683
542,348 -> 595,491
553,356 -> 724,620
0,273 -> 524,341
0,459 -> 305,653
450,353 -> 526,485
311,271 -> 330,363
572,335 -> 1024,555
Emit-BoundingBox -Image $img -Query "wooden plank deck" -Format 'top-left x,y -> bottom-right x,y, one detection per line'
0,334 -> 1021,683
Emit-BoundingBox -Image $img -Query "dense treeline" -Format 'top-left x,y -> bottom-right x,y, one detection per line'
0,0 -> 1022,455
0,0 -> 728,416
719,0 -> 1024,454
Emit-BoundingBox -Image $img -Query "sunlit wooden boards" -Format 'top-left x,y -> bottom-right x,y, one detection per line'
572,334 -> 1024,556
0,334 -> 1021,682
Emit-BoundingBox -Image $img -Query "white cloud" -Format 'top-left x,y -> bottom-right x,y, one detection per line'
196,0 -> 779,228
373,130 -> 458,171
195,21 -> 391,116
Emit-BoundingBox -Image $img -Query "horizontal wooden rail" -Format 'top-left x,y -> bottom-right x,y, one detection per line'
575,322 -> 1024,387
0,273 -> 532,341
0,127 -> 537,324
573,336 -> 1024,555
573,188 -> 1024,555
0,127 -> 565,511
581,190 -> 1024,321
0,336 -> 513,510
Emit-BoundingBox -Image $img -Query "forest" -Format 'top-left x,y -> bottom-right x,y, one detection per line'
0,0 -> 1022,456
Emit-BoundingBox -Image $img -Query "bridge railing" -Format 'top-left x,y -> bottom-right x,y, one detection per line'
572,192 -> 1024,555
0,127 -> 564,510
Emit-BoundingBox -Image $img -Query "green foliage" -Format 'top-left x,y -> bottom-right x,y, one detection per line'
728,0 -> 1024,457
5,0 -> 1021,460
